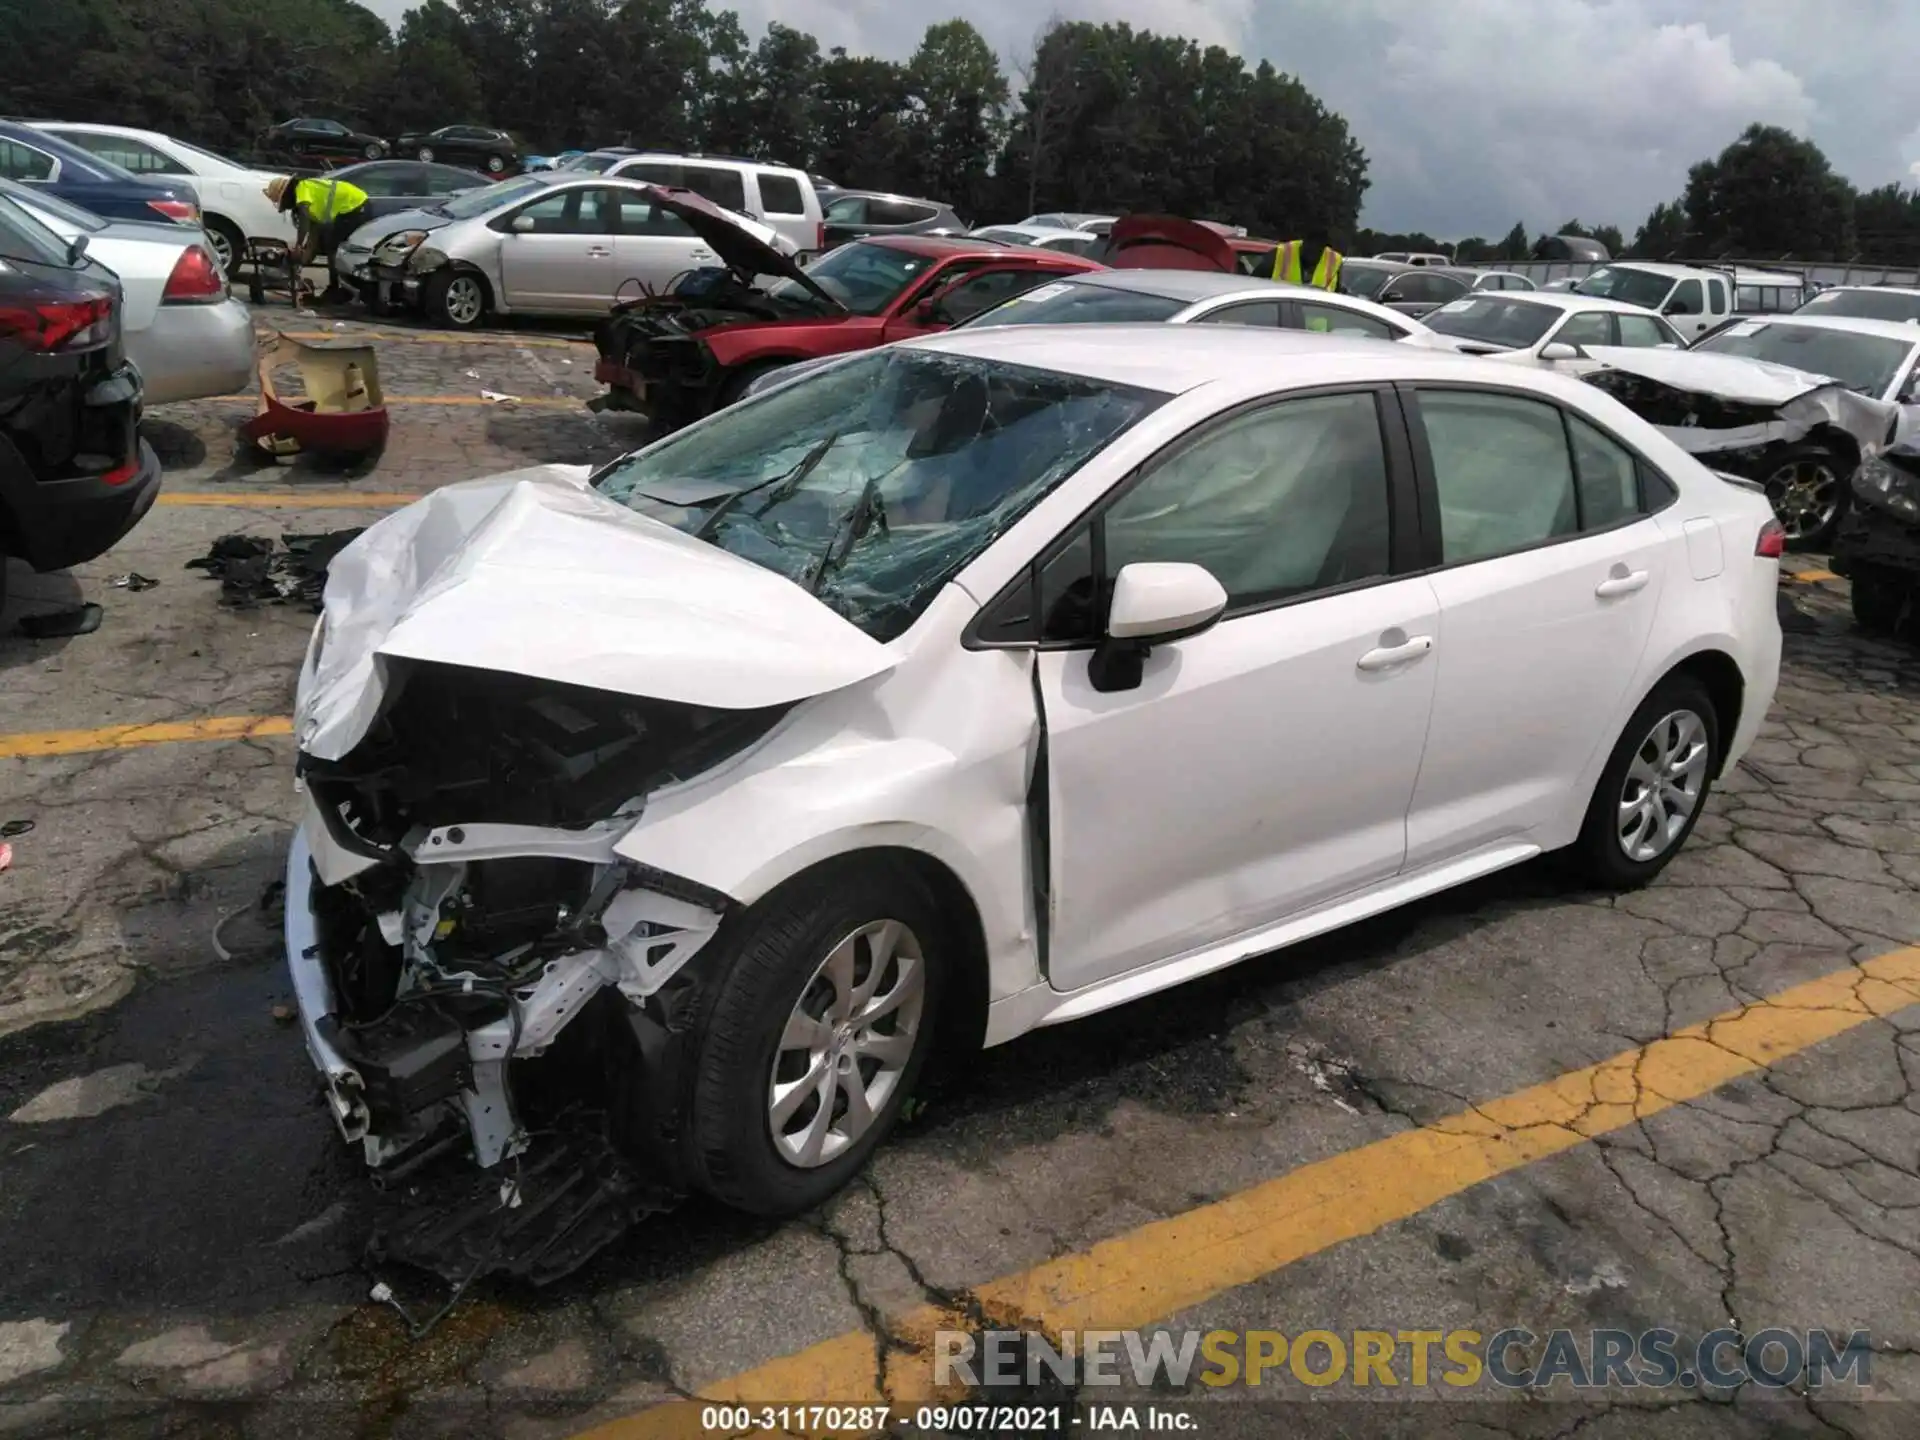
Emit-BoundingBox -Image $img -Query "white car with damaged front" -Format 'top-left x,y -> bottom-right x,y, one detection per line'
285,326 -> 1783,1263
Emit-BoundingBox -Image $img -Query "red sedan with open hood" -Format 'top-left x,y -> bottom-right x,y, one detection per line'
592,218 -> 1102,428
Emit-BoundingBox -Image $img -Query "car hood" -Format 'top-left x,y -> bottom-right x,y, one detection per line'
637,184 -> 834,304
295,464 -> 895,762
343,206 -> 451,247
1582,346 -> 1901,461
1099,215 -> 1239,273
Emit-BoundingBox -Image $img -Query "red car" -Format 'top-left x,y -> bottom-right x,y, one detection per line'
1100,215 -> 1281,277
593,209 -> 1102,428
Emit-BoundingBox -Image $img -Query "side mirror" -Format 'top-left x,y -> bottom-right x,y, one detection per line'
66,234 -> 89,265
510,214 -> 535,234
1538,341 -> 1582,362
1089,562 -> 1228,693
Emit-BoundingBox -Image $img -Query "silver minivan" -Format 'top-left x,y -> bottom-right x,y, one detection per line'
335,173 -> 798,329
602,153 -> 824,259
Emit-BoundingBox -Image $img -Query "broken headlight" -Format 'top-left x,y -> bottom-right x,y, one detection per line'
372,229 -> 428,263
1852,457 -> 1920,521
408,245 -> 449,274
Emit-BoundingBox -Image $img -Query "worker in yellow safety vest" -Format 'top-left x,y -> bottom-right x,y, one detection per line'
265,174 -> 372,304
1271,235 -> 1344,291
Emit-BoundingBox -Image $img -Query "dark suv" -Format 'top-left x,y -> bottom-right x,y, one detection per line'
0,190 -> 160,613
820,190 -> 964,250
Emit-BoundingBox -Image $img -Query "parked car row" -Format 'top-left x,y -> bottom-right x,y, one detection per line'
259,119 -> 523,176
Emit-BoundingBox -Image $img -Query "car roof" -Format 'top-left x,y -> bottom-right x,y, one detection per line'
972,224 -> 1091,241
1465,291 -> 1660,315
1716,314 -> 1920,345
907,323 -> 1496,394
832,188 -> 952,208
866,233 -> 1076,261
1035,269 -> 1287,302
622,151 -> 809,178
1814,284 -> 1920,297
1342,257 -> 1411,272
1596,260 -> 1718,279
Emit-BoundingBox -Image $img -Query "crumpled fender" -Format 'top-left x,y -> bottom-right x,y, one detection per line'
614,629 -> 1043,1004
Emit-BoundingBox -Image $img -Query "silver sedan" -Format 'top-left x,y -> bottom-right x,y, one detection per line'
336,172 -> 797,330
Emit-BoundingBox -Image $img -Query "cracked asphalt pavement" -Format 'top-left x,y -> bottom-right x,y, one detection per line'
4,303 -> 1920,1437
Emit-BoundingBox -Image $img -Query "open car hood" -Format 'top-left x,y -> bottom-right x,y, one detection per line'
1100,214 -> 1240,273
639,184 -> 842,310
1582,346 -> 1901,462
295,465 -> 894,761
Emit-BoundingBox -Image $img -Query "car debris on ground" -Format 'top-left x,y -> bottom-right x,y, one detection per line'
185,530 -> 365,609
244,333 -> 390,463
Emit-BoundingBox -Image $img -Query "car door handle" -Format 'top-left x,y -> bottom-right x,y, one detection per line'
1595,568 -> 1650,599
1356,635 -> 1434,671
689,247 -> 718,261
586,244 -> 612,258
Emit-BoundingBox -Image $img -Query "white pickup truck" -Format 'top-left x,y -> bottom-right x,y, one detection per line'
1571,261 -> 1733,341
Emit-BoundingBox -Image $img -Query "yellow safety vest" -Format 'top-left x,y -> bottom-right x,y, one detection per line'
293,177 -> 370,226
1271,241 -> 1343,291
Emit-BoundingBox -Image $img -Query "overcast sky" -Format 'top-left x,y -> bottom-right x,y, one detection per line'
362,0 -> 1920,237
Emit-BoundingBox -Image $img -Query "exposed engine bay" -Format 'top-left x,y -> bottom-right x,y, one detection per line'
592,267 -> 835,423
290,659 -> 788,1283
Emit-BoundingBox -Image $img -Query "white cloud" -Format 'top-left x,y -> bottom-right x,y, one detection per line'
357,0 -> 1920,234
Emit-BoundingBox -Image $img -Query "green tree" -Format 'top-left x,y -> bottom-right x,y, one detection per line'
900,20 -> 1008,220
1590,223 -> 1624,256
1682,123 -> 1855,259
1628,199 -> 1688,258
815,49 -> 910,189
1853,182 -> 1920,262
1496,222 -> 1528,259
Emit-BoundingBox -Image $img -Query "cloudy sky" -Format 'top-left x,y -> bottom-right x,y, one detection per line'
362,0 -> 1920,238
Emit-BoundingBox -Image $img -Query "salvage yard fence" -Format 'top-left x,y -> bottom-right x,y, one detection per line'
1475,259 -> 1920,288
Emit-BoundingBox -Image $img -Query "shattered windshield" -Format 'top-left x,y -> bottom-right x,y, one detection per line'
766,241 -> 933,316
961,279 -> 1187,328
1796,289 -> 1920,324
592,349 -> 1166,641
1422,296 -> 1558,348
1694,322 -> 1915,399
1574,265 -> 1673,309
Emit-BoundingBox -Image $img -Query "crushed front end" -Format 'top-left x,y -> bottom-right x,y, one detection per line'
285,659 -> 786,1282
1833,442 -> 1920,635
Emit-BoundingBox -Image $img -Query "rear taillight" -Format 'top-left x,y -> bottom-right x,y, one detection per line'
0,295 -> 114,352
1756,520 -> 1787,558
163,245 -> 225,303
146,198 -> 200,225
815,221 -> 824,252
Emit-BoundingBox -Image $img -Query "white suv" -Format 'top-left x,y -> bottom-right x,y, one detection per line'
1573,261 -> 1734,340
602,153 -> 823,259
30,121 -> 293,274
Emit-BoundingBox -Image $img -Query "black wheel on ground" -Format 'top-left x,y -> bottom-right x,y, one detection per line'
1567,673 -> 1722,890
1762,442 -> 1850,551
681,860 -> 946,1216
363,142 -> 383,160
717,360 -> 788,409
485,154 -> 506,174
422,268 -> 488,329
1850,566 -> 1911,635
416,147 -> 434,163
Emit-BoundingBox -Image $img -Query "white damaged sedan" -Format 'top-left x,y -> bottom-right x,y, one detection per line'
285,326 -> 1782,1275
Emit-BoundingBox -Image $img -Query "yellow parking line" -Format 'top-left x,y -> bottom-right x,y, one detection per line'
201,393 -> 582,408
579,944 -> 1920,1438
0,715 -> 293,760
157,492 -> 419,509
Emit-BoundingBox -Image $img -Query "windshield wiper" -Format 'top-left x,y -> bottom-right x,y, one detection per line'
805,470 -> 889,594
690,428 -> 842,542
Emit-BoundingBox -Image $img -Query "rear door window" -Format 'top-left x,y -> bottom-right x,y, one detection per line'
1707,277 -> 1728,313
870,199 -> 937,226
1195,301 -> 1282,327
1417,390 -> 1579,563
0,139 -> 56,182
678,165 -> 747,212
825,194 -> 867,223
758,175 -> 806,215
1295,302 -> 1397,338
353,164 -> 425,196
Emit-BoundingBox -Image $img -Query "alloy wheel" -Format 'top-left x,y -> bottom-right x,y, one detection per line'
767,918 -> 925,1168
417,147 -> 434,163
442,275 -> 483,326
1617,708 -> 1710,863
206,226 -> 235,275
1763,459 -> 1840,540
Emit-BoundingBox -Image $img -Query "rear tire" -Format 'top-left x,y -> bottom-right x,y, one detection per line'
363,142 -> 382,160
682,861 -> 946,1216
485,154 -> 506,174
423,269 -> 487,329
416,146 -> 434,163
1851,567 -> 1911,635
204,217 -> 244,276
718,360 -> 788,409
1567,674 -> 1721,890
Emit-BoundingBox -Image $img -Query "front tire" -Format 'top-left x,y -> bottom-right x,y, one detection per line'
423,269 -> 487,329
1568,674 -> 1721,889
1764,443 -> 1848,551
683,862 -> 945,1216
363,142 -> 383,160
416,146 -> 434,163
485,154 -> 506,174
